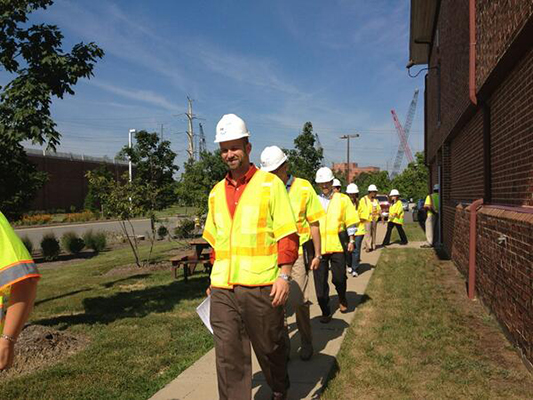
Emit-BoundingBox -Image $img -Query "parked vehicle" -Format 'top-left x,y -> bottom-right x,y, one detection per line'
376,195 -> 390,219
401,199 -> 409,211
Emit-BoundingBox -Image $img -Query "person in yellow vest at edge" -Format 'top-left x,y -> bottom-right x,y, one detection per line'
346,183 -> 366,277
332,178 -> 342,193
381,189 -> 408,246
314,167 -> 359,323
360,184 -> 383,252
0,212 -> 40,371
260,145 -> 325,362
203,114 -> 299,400
421,184 -> 440,248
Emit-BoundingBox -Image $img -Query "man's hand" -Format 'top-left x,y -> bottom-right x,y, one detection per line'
347,242 -> 355,253
270,278 -> 290,307
206,285 -> 212,297
0,340 -> 15,371
310,257 -> 321,270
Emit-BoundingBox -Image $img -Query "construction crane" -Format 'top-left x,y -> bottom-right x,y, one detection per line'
390,89 -> 419,177
314,133 -> 325,166
198,123 -> 207,155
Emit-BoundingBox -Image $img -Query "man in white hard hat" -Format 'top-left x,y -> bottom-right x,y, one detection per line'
421,184 -> 440,248
346,183 -> 366,277
332,178 -> 342,193
260,146 -> 325,361
381,189 -> 408,246
359,184 -> 382,252
314,167 -> 359,323
203,114 -> 299,400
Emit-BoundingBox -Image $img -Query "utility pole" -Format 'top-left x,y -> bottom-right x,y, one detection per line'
186,96 -> 195,161
339,134 -> 360,183
198,123 -> 207,154
128,129 -> 136,183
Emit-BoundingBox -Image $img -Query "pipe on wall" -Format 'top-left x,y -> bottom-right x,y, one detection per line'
469,0 -> 477,105
468,198 -> 484,299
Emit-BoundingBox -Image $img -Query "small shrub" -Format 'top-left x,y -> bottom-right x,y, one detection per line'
20,214 -> 53,225
157,225 -> 169,240
21,236 -> 33,255
174,219 -> 195,239
83,230 -> 107,253
61,231 -> 85,255
62,211 -> 96,223
40,233 -> 60,261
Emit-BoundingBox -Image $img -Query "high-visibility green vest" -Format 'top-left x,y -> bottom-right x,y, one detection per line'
288,178 -> 325,246
203,170 -> 298,289
425,193 -> 439,216
0,212 -> 41,329
389,201 -> 404,225
319,193 -> 359,254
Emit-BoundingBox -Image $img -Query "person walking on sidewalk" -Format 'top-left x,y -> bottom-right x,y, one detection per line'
346,183 -> 366,277
332,178 -> 342,193
314,167 -> 359,323
421,184 -> 440,248
360,184 -> 382,252
382,189 -> 408,246
203,114 -> 299,400
260,146 -> 325,362
0,212 -> 40,371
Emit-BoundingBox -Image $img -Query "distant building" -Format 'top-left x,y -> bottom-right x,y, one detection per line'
409,1 -> 532,366
331,162 -> 380,183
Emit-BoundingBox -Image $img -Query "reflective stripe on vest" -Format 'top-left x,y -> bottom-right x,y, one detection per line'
288,178 -> 324,246
320,193 -> 358,254
203,170 -> 297,288
389,201 -> 404,225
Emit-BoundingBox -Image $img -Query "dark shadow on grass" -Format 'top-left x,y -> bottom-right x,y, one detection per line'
34,250 -> 100,264
435,246 -> 451,260
32,274 -> 210,330
101,274 -> 151,288
35,288 -> 92,306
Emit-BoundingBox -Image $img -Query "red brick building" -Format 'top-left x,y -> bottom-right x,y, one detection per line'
409,1 -> 533,367
331,162 -> 380,183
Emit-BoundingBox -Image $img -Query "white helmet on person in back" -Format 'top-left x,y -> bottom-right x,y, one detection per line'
332,179 -> 341,187
433,184 -> 440,191
368,184 -> 378,192
260,146 -> 288,172
315,167 -> 334,183
389,189 -> 400,197
215,114 -> 250,143
346,183 -> 359,194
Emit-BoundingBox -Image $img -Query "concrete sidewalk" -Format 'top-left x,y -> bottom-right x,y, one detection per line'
151,226 -> 387,400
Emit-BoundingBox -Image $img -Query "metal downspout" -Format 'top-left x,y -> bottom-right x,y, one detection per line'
469,0 -> 477,105
468,199 -> 484,299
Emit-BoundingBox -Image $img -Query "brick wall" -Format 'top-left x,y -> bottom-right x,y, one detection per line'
451,205 -> 533,365
489,47 -> 533,206
476,0 -> 533,89
29,154 -> 128,211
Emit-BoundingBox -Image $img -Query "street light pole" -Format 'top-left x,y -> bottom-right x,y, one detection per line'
339,134 -> 360,183
128,129 -> 136,183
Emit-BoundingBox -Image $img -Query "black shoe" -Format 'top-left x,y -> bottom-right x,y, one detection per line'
320,314 -> 332,323
400,242 -> 408,245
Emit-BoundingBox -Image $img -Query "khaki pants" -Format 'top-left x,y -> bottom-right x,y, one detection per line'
364,220 -> 378,250
425,214 -> 439,245
286,255 -> 313,350
211,286 -> 289,400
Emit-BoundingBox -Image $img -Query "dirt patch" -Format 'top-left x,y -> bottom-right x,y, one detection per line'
1,325 -> 89,379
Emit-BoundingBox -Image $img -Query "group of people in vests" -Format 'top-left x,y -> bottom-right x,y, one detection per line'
203,114 -> 409,400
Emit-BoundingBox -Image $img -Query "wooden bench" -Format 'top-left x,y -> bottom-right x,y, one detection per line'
171,238 -> 212,282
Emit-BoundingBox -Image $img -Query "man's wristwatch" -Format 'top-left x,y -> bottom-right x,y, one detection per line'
279,273 -> 292,282
314,255 -> 323,260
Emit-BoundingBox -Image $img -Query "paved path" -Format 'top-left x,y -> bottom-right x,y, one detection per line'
14,217 -> 179,245
151,225 -> 389,400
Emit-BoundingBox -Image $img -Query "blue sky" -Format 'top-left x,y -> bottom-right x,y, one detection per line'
16,0 -> 425,172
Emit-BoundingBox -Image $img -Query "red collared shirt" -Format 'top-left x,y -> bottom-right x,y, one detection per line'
211,164 -> 298,266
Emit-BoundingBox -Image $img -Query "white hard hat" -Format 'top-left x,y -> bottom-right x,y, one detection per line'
215,114 -> 250,143
315,167 -> 334,183
332,178 -> 341,187
368,184 -> 378,192
389,189 -> 400,196
260,146 -> 288,172
346,183 -> 359,194
433,184 -> 440,191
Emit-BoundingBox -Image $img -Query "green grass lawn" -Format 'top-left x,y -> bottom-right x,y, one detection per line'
322,249 -> 533,399
155,205 -> 198,219
0,242 -> 214,399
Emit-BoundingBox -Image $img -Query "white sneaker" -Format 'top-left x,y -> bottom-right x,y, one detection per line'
352,271 -> 359,277
347,267 -> 353,273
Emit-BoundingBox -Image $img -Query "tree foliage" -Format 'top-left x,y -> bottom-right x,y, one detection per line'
354,170 -> 393,196
175,150 -> 227,215
83,165 -> 113,213
285,122 -> 324,183
391,152 -> 428,200
0,0 -> 103,220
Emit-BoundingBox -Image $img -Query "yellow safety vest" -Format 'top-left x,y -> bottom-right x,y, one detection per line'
0,212 -> 41,329
425,193 -> 440,216
350,201 -> 366,236
203,170 -> 297,289
389,201 -> 404,225
319,193 -> 359,254
288,178 -> 325,246
359,196 -> 381,222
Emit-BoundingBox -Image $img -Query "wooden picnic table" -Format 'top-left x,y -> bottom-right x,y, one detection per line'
170,237 -> 212,282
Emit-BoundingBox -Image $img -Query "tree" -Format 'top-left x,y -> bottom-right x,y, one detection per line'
175,150 -> 227,215
0,0 -> 104,220
83,165 -> 113,213
285,122 -> 324,183
391,152 -> 429,200
354,171 -> 392,196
